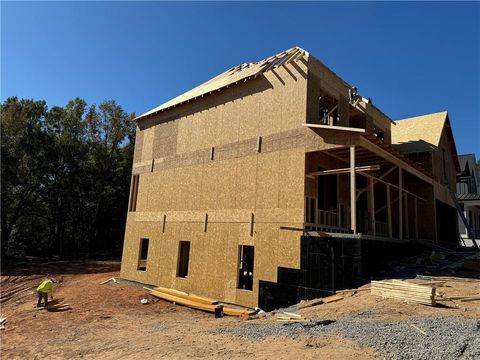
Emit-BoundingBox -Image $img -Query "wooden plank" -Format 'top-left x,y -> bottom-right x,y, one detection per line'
350,146 -> 357,234
151,286 -> 217,305
404,193 -> 409,239
414,197 -> 418,240
322,294 -> 344,303
399,168 -> 403,240
222,306 -> 253,317
410,324 -> 428,336
282,312 -> 301,319
99,277 -> 114,285
460,296 -> 480,302
387,185 -> 392,238
308,165 -> 380,177
149,290 -> 218,312
303,123 -> 366,133
369,177 -> 375,236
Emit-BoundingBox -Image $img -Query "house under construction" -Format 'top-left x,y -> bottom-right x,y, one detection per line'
120,47 -> 462,310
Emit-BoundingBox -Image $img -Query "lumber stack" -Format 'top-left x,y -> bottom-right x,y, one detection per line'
371,280 -> 436,306
146,287 -> 254,317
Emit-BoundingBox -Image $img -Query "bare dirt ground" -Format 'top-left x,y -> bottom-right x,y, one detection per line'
1,260 -> 478,360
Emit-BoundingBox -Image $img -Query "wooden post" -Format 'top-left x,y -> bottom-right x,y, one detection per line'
369,177 -> 375,235
387,184 -> 392,238
405,193 -> 409,239
414,197 -> 418,240
204,213 -> 208,232
350,146 -> 357,234
162,214 -> 166,233
399,167 -> 403,240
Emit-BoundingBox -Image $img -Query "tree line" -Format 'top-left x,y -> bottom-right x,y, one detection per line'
1,97 -> 135,260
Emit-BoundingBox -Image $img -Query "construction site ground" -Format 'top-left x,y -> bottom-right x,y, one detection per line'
1,260 -> 479,359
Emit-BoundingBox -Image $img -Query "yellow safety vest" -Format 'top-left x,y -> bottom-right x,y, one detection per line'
37,280 -> 54,294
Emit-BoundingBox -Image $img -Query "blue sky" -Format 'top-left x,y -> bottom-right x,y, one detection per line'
2,1 -> 479,155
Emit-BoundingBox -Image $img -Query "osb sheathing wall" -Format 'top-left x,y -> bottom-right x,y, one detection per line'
121,59 -> 310,307
432,127 -> 458,207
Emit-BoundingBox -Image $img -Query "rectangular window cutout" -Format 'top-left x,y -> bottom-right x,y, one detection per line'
137,238 -> 149,271
177,241 -> 191,278
237,245 -> 254,291
129,175 -> 140,212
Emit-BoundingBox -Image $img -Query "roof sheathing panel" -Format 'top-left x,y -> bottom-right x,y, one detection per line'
136,47 -> 309,121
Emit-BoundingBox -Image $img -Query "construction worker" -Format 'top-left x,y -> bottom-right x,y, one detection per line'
36,278 -> 55,308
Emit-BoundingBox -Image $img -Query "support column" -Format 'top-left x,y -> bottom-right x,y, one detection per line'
387,184 -> 392,238
405,193 -> 409,239
414,197 -> 418,240
399,167 -> 403,240
350,146 -> 357,234
368,177 -> 375,235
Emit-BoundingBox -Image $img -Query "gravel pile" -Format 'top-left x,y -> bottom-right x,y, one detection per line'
217,315 -> 480,359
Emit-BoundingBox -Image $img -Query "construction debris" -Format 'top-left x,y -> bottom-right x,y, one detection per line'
99,277 -> 117,285
147,287 -> 254,317
0,317 -> 7,330
276,312 -> 308,322
297,293 -> 345,310
410,324 -> 428,336
371,279 -> 436,306
322,295 -> 344,303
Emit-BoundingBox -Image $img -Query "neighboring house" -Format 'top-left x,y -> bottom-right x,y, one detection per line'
390,112 -> 461,244
457,154 -> 480,246
120,47 -> 462,310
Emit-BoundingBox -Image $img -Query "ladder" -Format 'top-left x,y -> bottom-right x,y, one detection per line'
447,186 -> 479,249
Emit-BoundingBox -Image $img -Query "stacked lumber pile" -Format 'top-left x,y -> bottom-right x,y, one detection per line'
371,280 -> 436,306
146,286 -> 254,317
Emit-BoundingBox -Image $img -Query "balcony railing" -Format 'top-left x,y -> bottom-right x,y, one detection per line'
305,209 -> 350,234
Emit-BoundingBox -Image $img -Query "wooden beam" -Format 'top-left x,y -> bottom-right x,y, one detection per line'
350,146 -> 357,234
414,197 -> 418,240
358,136 -> 432,184
357,171 -> 426,202
303,123 -> 366,133
308,165 -> 380,177
399,167 -> 403,240
369,177 -> 376,235
387,185 -> 392,238
404,193 -> 409,239
357,165 -> 396,199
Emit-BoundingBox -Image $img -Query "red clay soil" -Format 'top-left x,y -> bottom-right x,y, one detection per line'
1,260 -> 478,359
